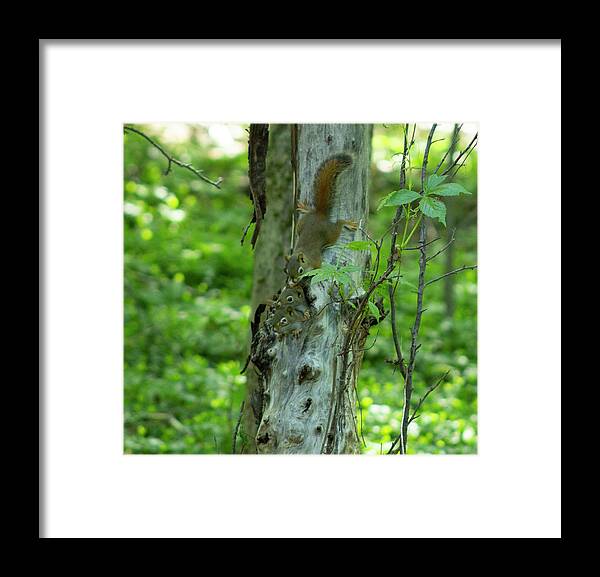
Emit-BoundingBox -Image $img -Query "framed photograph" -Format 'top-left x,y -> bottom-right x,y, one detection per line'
41,39 -> 561,538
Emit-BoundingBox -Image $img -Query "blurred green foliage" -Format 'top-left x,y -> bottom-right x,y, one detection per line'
124,123 -> 477,454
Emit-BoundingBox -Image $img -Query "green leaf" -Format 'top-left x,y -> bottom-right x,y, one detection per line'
345,241 -> 371,251
426,174 -> 447,192
377,189 -> 421,211
300,264 -> 337,280
367,300 -> 381,321
310,271 -> 334,284
338,264 -> 362,274
299,269 -> 321,278
335,272 -> 354,288
429,182 -> 471,197
419,196 -> 447,226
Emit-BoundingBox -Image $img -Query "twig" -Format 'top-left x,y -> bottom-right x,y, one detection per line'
403,236 -> 441,251
425,264 -> 478,287
426,228 -> 456,262
389,371 -> 450,454
433,124 -> 463,175
232,400 -> 245,454
408,371 -> 450,425
449,142 -> 477,179
441,132 -> 478,177
124,125 -> 223,188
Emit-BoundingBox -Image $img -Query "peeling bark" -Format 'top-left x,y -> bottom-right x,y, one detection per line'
250,124 -> 372,454
239,125 -> 294,453
243,124 -> 269,248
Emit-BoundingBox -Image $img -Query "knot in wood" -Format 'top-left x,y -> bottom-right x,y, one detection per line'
298,363 -> 320,383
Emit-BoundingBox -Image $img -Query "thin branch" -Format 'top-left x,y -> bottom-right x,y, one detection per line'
124,125 -> 223,189
388,371 -> 450,454
232,400 -> 245,454
397,123 -> 437,455
441,132 -> 478,177
425,264 -> 478,287
426,228 -> 456,262
408,371 -> 450,425
386,124 -> 415,378
449,142 -> 477,179
433,124 -> 463,175
403,236 -> 441,251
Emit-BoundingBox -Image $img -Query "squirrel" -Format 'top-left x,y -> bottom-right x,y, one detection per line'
285,153 -> 357,284
267,286 -> 307,310
265,286 -> 311,336
270,305 -> 309,336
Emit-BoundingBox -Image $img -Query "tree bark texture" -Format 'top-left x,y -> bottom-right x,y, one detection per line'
239,124 -> 294,453
251,124 -> 372,454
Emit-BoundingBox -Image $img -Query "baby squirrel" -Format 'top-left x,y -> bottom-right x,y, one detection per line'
271,305 -> 309,336
266,286 -> 311,336
285,154 -> 356,284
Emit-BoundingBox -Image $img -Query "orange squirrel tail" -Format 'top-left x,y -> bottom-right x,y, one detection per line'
313,153 -> 353,215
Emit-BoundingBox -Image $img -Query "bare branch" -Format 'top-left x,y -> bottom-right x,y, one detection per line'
232,400 -> 245,454
386,123 -> 414,378
124,125 -> 223,189
425,264 -> 478,287
449,142 -> 477,178
426,228 -> 456,262
441,132 -> 478,177
403,236 -> 441,251
433,124 -> 463,175
396,123 -> 437,455
408,371 -> 450,425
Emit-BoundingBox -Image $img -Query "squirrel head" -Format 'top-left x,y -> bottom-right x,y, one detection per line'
277,286 -> 305,305
272,306 -> 298,333
285,252 -> 308,284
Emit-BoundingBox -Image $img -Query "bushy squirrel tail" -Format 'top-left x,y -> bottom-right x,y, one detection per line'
314,153 -> 353,215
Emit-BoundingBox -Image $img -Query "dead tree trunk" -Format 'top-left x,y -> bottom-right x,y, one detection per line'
239,124 -> 294,454
251,124 -> 372,454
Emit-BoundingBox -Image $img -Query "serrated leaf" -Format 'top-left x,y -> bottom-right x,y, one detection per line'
299,269 -> 321,278
429,182 -> 471,197
377,191 -> 397,212
419,196 -> 447,226
367,300 -> 381,321
377,189 -> 421,211
426,174 -> 447,192
335,272 -> 352,287
310,271 -> 333,284
345,240 -> 371,251
300,264 -> 336,279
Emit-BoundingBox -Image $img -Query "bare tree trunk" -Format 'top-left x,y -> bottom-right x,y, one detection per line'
252,124 -> 372,454
239,124 -> 294,454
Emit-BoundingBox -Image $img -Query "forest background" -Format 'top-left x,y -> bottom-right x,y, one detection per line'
124,123 -> 478,455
